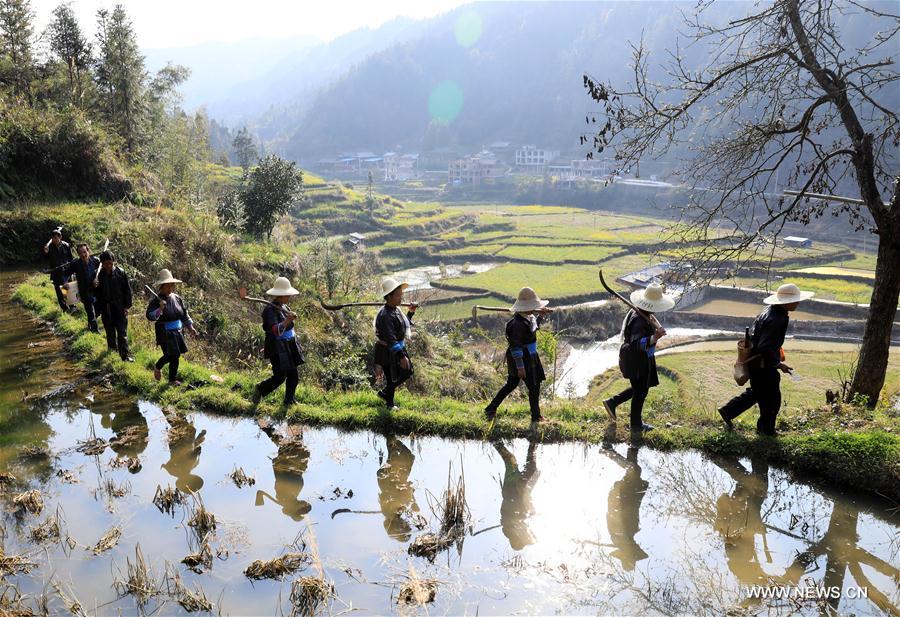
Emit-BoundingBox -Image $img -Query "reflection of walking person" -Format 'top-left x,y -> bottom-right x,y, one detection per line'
718,283 -> 814,436
161,412 -> 206,493
256,421 -> 312,521
377,435 -> 420,541
604,284 -> 675,432
602,446 -> 648,571
494,441 -> 540,550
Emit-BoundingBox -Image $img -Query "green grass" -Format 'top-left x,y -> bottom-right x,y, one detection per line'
496,244 -> 622,263
732,276 -> 873,304
821,252 -> 878,271
436,263 -> 604,301
422,294 -> 511,320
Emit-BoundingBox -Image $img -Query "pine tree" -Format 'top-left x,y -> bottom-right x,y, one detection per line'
0,0 -> 34,101
46,3 -> 91,106
94,4 -> 146,155
232,127 -> 257,172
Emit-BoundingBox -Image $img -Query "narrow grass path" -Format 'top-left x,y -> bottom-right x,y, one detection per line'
12,275 -> 899,503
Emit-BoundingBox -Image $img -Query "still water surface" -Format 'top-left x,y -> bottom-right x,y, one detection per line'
1,274 -> 897,616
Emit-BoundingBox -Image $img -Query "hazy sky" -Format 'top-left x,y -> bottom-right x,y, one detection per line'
30,0 -> 471,48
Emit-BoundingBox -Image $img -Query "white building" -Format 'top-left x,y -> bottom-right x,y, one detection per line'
515,145 -> 560,173
383,153 -> 419,182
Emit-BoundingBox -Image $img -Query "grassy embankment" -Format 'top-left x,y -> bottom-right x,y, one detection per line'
12,272 -> 899,502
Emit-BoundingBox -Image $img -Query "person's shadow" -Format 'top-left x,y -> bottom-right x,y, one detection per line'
255,423 -> 312,521
161,411 -> 205,493
494,441 -> 540,551
108,403 -> 149,468
377,435 -> 420,541
601,445 -> 649,571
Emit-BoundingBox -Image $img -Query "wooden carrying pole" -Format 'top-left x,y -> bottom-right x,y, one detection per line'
598,269 -> 661,330
319,299 -> 415,311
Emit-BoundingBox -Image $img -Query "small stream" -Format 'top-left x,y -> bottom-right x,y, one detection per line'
1,271 -> 898,616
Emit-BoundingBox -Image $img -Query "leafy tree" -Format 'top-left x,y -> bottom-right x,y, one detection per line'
365,169 -> 376,215
232,127 -> 257,171
0,0 -> 34,101
216,188 -> 245,231
584,0 -> 899,405
94,4 -> 146,155
46,3 -> 91,106
242,154 -> 304,239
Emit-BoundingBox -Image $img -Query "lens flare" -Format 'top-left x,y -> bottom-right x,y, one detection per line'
428,81 -> 464,124
454,11 -> 483,48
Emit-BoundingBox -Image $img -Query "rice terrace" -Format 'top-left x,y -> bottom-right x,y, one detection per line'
0,0 -> 898,615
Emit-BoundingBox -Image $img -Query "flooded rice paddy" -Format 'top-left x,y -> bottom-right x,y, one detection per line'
391,264 -> 496,291
682,299 -> 847,321
1,276 -> 898,615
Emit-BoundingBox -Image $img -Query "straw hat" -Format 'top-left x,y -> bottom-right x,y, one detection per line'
629,283 -> 675,313
380,277 -> 408,297
763,283 -> 815,305
154,269 -> 182,288
266,276 -> 300,296
511,287 -> 549,313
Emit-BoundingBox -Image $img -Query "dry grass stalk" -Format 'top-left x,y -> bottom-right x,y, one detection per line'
165,566 -> 213,613
18,445 -> 51,460
114,543 -> 162,609
54,469 -> 78,484
229,467 -> 255,488
96,477 -> 130,500
109,425 -> 146,449
435,465 -> 470,539
91,526 -> 122,554
289,577 -> 335,616
243,552 -> 311,580
181,538 -> 213,573
397,567 -> 438,606
75,437 -> 107,456
0,548 -> 36,577
0,472 -> 17,487
407,533 -> 452,561
13,489 -> 44,516
110,457 -> 142,473
0,583 -> 37,616
29,512 -> 61,543
187,494 -> 217,543
152,484 -> 184,515
51,582 -> 86,617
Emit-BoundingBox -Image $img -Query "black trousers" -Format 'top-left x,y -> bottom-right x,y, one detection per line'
82,295 -> 98,332
155,354 -> 181,382
100,307 -> 129,360
719,368 -> 781,436
609,377 -> 649,428
486,376 -> 541,421
379,371 -> 411,407
50,274 -> 67,309
257,358 -> 299,405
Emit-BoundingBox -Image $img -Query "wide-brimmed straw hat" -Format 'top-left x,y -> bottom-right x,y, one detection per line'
511,287 -> 549,313
629,283 -> 675,313
763,283 -> 815,305
266,276 -> 300,296
380,277 -> 408,298
154,269 -> 182,288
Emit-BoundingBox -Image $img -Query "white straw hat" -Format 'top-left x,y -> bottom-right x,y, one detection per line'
511,287 -> 549,313
380,277 -> 408,298
154,269 -> 182,288
763,283 -> 815,305
629,283 -> 675,313
266,276 -> 300,296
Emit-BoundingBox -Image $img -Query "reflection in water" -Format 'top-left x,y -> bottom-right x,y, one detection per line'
714,455 -> 770,587
161,411 -> 205,493
495,441 -> 539,551
98,402 -> 149,463
256,423 -> 311,521
377,435 -> 420,541
603,446 -> 648,571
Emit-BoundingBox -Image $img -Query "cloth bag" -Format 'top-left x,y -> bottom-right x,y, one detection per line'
733,338 -> 757,386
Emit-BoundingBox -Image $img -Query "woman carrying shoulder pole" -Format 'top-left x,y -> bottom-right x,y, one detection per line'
603,283 -> 675,432
252,277 -> 305,407
373,278 -> 418,410
484,287 -> 552,425
146,269 -> 197,384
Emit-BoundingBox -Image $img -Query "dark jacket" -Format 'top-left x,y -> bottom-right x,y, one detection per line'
96,266 -> 133,313
47,241 -> 73,274
146,293 -> 192,350
621,309 -> 659,388
750,305 -> 789,370
374,304 -> 414,381
63,256 -> 100,299
262,303 -> 304,368
504,313 -> 546,385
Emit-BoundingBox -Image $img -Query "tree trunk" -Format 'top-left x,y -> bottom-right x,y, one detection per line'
848,229 -> 900,406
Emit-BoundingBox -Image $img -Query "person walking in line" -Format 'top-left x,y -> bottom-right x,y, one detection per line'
484,287 -> 553,424
252,276 -> 305,408
43,227 -> 73,311
62,243 -> 101,332
94,251 -> 133,362
374,278 -> 418,410
717,283 -> 814,436
603,283 -> 675,432
146,269 -> 197,384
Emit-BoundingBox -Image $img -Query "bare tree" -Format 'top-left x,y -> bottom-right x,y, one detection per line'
584,0 -> 899,405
